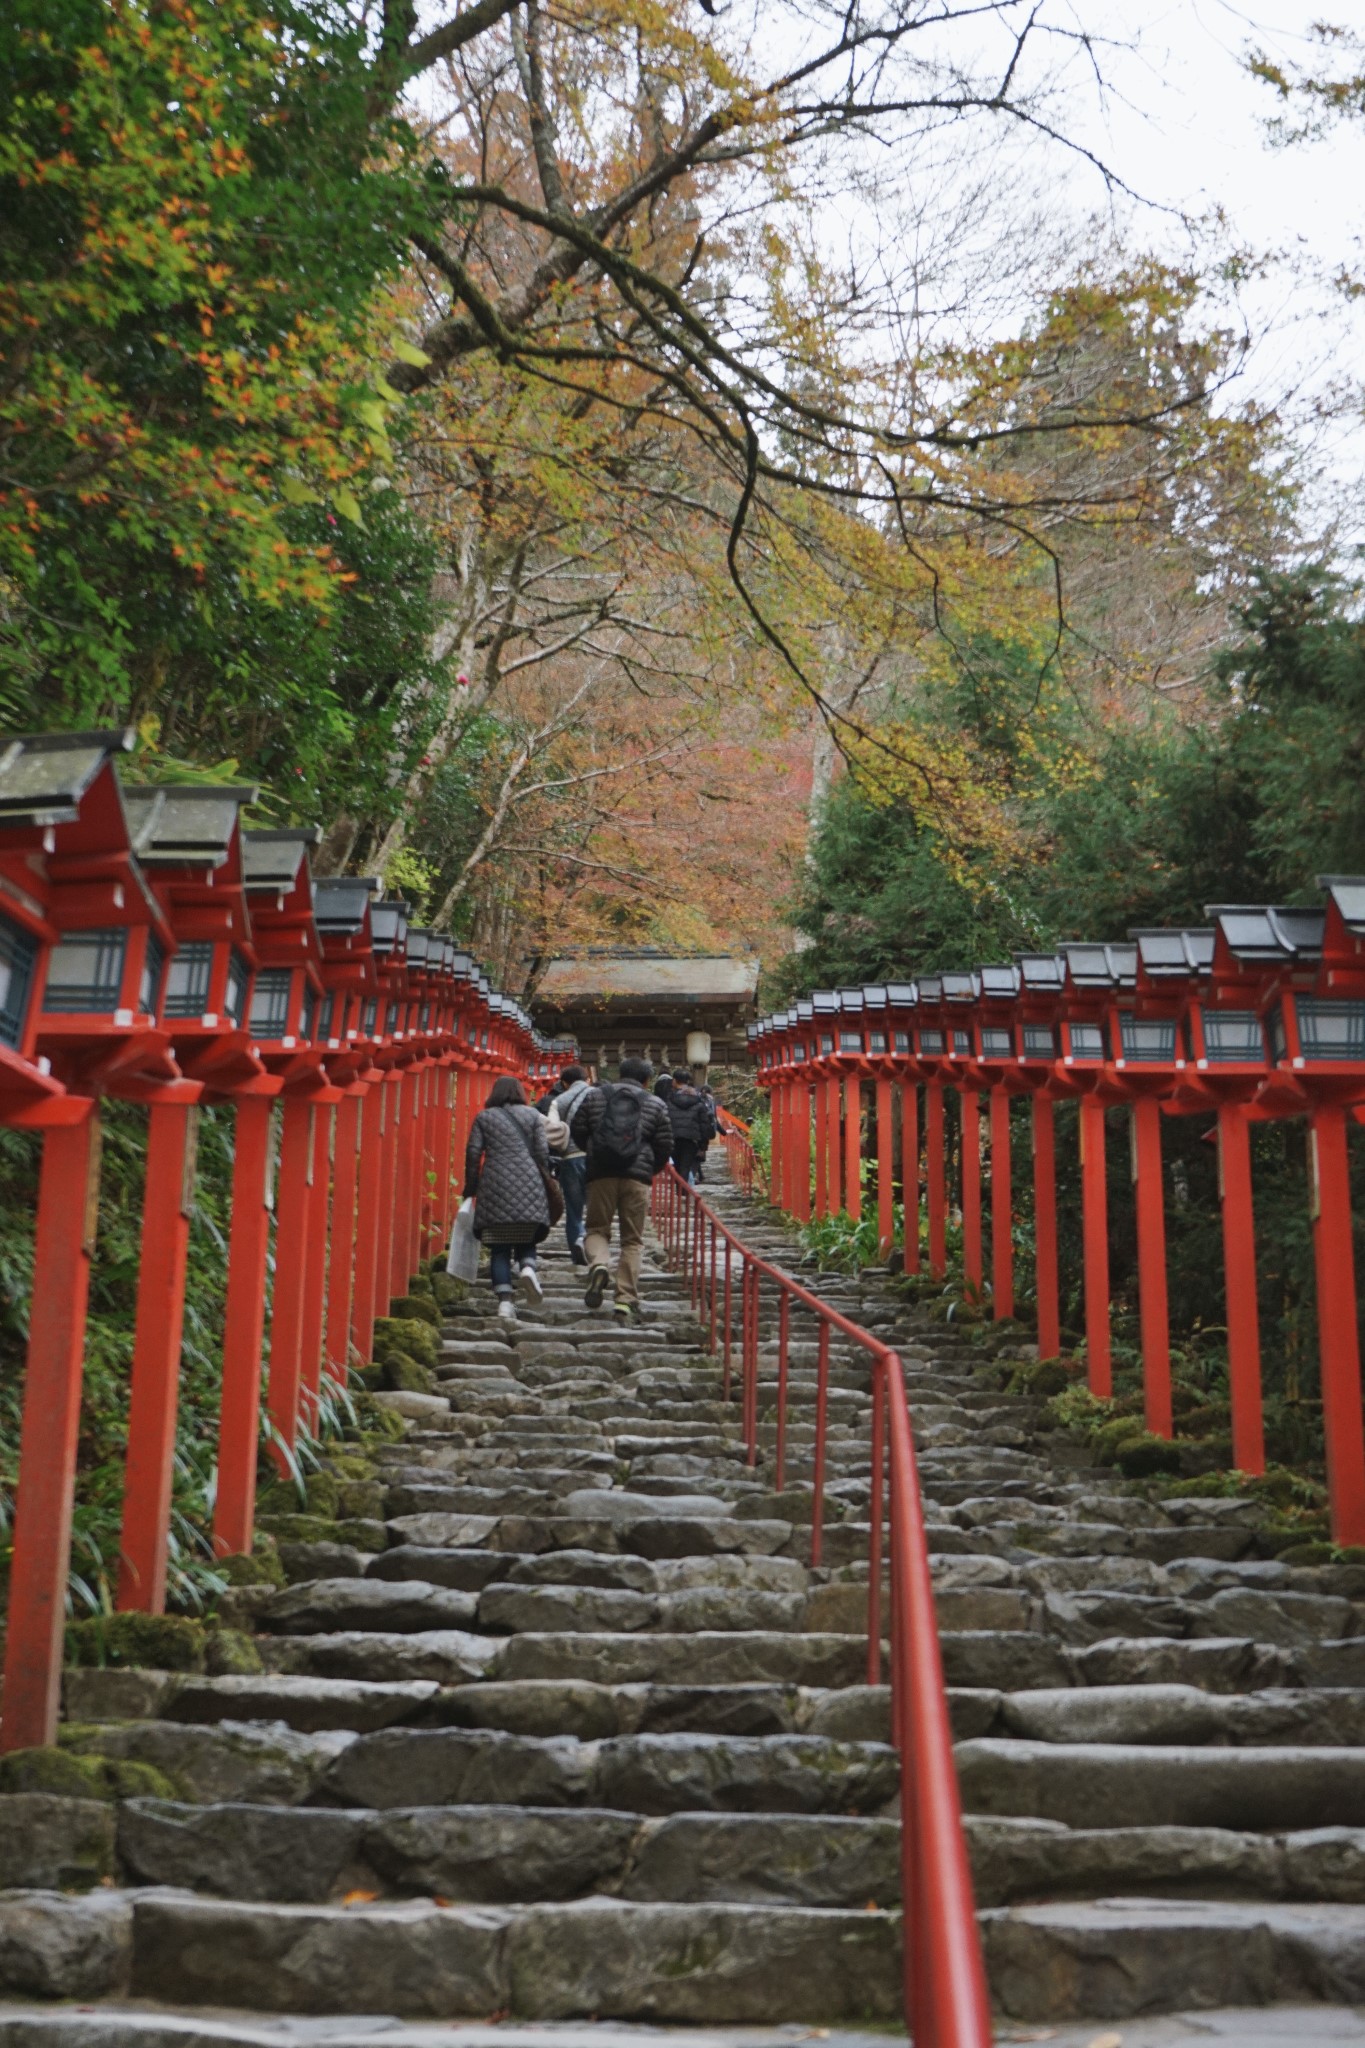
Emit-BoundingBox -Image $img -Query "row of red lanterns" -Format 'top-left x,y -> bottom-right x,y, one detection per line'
0,730 -> 570,1755
749,881 -> 1365,1547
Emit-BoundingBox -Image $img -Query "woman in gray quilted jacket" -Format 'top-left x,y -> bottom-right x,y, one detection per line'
463,1076 -> 552,1322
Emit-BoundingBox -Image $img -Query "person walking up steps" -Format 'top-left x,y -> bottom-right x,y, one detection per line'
542,1061 -> 592,1265
463,1076 -> 553,1323
665,1066 -> 716,1184
571,1055 -> 672,1324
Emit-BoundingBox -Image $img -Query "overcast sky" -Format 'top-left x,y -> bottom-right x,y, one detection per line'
1052,2 -> 1365,540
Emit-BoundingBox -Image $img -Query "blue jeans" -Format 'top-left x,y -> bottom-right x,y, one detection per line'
557,1154 -> 588,1250
490,1244 -> 537,1295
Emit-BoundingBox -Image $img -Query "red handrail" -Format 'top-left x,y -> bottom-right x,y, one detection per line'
717,1104 -> 766,1198
650,1165 -> 992,2047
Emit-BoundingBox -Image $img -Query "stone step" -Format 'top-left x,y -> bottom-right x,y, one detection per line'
957,1737 -> 1365,1831
317,1726 -> 898,1815
113,1891 -> 903,2022
981,1897 -> 1365,2021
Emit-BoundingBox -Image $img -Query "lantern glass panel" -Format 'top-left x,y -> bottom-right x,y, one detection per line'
793,1043 -> 807,1062
819,1033 -> 834,1053
893,1031 -> 910,1052
1202,1010 -> 1264,1062
869,1030 -> 887,1053
362,995 -> 378,1036
163,940 -> 212,1019
139,931 -> 165,1017
952,1029 -> 970,1055
224,950 -> 250,1025
421,1002 -> 432,1030
1267,1006 -> 1288,1062
248,968 -> 293,1039
1023,1024 -> 1056,1056
43,929 -> 127,1013
1117,1015 -> 1176,1062
1297,998 -> 1365,1061
919,1028 -> 944,1052
0,914 -> 37,1048
1069,1022 -> 1104,1060
319,989 -> 340,1040
838,1030 -> 862,1051
981,1027 -> 1012,1056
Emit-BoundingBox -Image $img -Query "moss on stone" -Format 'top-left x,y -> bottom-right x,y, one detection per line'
334,1518 -> 389,1553
381,1352 -> 434,1395
431,1272 -> 464,1309
1116,1433 -> 1184,1479
216,1546 -> 285,1590
204,1627 -> 264,1675
372,1315 -> 438,1370
390,1291 -> 441,1327
335,1479 -> 385,1519
0,1745 -> 178,1803
323,1452 -> 375,1483
65,1612 -> 207,1673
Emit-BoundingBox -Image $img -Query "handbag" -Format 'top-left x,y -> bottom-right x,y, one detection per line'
446,1197 -> 479,1282
503,1108 -> 565,1225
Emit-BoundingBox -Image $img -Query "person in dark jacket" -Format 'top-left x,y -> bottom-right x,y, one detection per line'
570,1056 -> 672,1322
463,1076 -> 552,1323
666,1067 -> 716,1184
546,1062 -> 593,1265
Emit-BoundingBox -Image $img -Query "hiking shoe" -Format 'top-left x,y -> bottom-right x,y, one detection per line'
570,1242 -> 588,1266
497,1297 -> 518,1324
518,1262 -> 544,1305
584,1264 -> 610,1310
613,1300 -> 641,1326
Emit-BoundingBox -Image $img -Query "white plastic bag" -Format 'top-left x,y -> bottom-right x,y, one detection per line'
446,1197 -> 479,1283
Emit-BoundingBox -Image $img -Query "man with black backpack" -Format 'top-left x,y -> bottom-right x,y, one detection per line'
570,1056 -> 673,1323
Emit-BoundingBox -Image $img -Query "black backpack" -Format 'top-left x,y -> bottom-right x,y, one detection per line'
589,1083 -> 645,1173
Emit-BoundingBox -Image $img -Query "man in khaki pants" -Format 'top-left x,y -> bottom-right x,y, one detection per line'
570,1057 -> 673,1325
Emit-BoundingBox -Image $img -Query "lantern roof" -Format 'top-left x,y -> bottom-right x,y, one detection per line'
312,876 -> 381,936
1016,953 -> 1066,991
242,828 -> 321,895
1206,904 -> 1324,963
369,899 -> 409,955
1062,941 -> 1137,988
886,982 -> 916,1006
861,984 -> 889,1007
123,785 -> 257,869
978,964 -> 1021,999
1130,928 -> 1215,980
917,974 -> 942,1000
941,971 -> 976,1003
1318,876 -> 1365,938
836,987 -> 864,1012
812,991 -> 839,1016
797,997 -> 815,1019
0,730 -> 135,827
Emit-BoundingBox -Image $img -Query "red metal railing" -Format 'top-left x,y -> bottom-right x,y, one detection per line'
651,1164 -> 992,2048
716,1103 -> 766,1197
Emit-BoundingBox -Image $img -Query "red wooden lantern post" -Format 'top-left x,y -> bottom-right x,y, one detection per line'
886,987 -> 919,1273
1058,946 -> 1129,1399
312,875 -> 382,1390
1219,891 -> 1365,1544
913,979 -> 950,1280
116,784 -> 266,1607
1014,953 -> 1070,1362
810,992 -> 841,1214
240,828 -> 333,1458
970,965 -> 1029,1322
941,974 -> 983,1297
0,731 -> 179,1750
859,986 -> 897,1255
835,988 -> 869,1222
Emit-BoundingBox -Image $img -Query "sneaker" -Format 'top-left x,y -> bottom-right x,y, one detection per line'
613,1300 -> 641,1326
570,1242 -> 588,1267
518,1262 -> 544,1305
584,1264 -> 610,1310
497,1297 -> 518,1324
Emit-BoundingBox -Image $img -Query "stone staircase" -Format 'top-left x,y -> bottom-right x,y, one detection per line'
3,1159 -> 1365,2036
